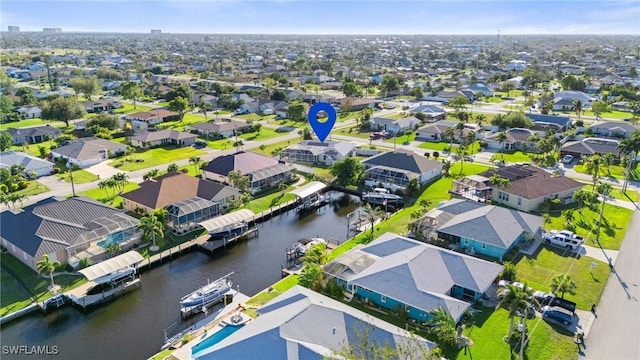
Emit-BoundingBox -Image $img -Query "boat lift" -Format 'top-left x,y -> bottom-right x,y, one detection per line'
180,272 -> 236,319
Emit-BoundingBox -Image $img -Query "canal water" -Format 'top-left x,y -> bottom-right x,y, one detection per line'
0,192 -> 362,360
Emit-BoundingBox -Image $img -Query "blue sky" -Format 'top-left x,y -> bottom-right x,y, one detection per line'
2,1 -> 639,34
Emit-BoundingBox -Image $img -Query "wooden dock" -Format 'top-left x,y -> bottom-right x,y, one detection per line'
137,234 -> 211,271
198,228 -> 259,254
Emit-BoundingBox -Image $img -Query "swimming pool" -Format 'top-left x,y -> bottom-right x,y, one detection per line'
191,324 -> 244,356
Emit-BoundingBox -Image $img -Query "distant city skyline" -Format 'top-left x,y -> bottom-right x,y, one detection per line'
2,1 -> 639,35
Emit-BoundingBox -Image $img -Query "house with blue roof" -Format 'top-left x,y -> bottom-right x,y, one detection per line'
465,83 -> 494,97
324,232 -> 503,324
526,113 -> 572,131
185,285 -> 436,360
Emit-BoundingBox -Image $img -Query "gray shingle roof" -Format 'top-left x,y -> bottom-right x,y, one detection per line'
51,138 -> 124,160
561,138 -> 621,157
201,151 -> 282,177
129,129 -> 197,143
437,205 -> 541,248
0,151 -> 53,172
361,149 -> 442,174
325,233 -> 503,322
195,285 -> 435,360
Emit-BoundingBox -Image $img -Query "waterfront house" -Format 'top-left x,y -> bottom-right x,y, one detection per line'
182,285 -> 436,360
411,199 -> 542,261
0,196 -> 140,270
324,232 -> 503,323
201,151 -> 295,194
360,149 -> 442,191
279,140 -> 357,166
121,172 -> 239,231
450,165 -> 583,212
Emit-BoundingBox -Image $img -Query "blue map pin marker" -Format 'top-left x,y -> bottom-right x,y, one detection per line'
308,103 -> 336,143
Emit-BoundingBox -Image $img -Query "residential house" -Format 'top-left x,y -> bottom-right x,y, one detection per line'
201,151 -> 295,194
279,140 -> 357,165
178,285 -> 435,360
436,90 -> 474,102
0,151 -> 54,178
368,116 -> 420,135
324,232 -> 503,323
6,125 -> 62,145
128,129 -> 197,148
484,128 -> 539,152
51,137 -> 126,168
185,120 -> 251,139
411,104 -> 446,122
560,138 -> 622,160
451,165 -> 584,212
83,100 -> 122,113
361,149 -> 442,191
465,83 -> 494,97
415,120 -> 480,142
552,91 -> 595,111
16,106 -> 42,119
526,114 -> 572,132
412,199 -> 542,261
122,109 -> 181,129
340,97 -> 380,111
0,196 -> 140,270
589,122 -> 637,139
121,173 -> 240,231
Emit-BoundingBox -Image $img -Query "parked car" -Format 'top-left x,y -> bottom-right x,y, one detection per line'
541,305 -> 573,326
562,154 -> 574,163
544,230 -> 584,250
534,292 -> 576,313
192,141 -> 207,149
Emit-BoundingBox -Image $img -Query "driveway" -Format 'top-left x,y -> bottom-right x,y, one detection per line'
578,245 -> 619,265
582,210 -> 640,359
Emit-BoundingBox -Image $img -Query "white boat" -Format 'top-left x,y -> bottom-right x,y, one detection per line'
362,188 -> 403,205
293,237 -> 326,256
180,273 -> 233,308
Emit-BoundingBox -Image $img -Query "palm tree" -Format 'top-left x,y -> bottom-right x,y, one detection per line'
138,214 -> 164,251
167,163 -> 179,173
36,254 -> 61,291
445,127 -> 455,152
475,114 -> 486,125
426,307 -> 458,348
441,159 -> 452,176
189,156 -> 202,175
456,144 -> 467,174
498,284 -> 532,338
563,209 -> 575,227
496,131 -> 507,161
572,99 -> 582,121
617,131 -> 640,192
489,174 -> 511,188
200,101 -> 212,120
584,155 -> 603,190
362,203 -> 385,240
602,153 -> 615,176
550,274 -> 577,299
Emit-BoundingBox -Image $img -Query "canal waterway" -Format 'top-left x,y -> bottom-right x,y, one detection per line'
0,192 -> 363,360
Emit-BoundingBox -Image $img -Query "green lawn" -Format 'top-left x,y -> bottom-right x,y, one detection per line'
245,275 -> 299,318
234,113 -> 277,122
457,306 -> 578,360
114,103 -> 152,114
516,247 -> 610,311
250,138 -> 298,157
582,184 -> 640,202
0,253 -> 88,317
581,110 -> 633,120
272,119 -> 307,129
109,146 -> 206,171
335,126 -> 376,140
239,128 -> 286,142
574,162 -> 640,182
499,151 -> 533,163
544,203 -> 633,250
485,96 -> 506,104
418,141 -> 457,152
56,168 -> 98,184
242,191 -> 297,214
78,181 -> 140,207
15,180 -> 50,197
0,118 -> 66,130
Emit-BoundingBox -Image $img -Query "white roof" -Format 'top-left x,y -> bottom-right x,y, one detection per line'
78,251 -> 144,281
198,209 -> 255,233
289,181 -> 327,199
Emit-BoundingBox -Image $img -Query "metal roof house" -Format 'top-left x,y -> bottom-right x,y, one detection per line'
0,197 -> 141,270
185,285 -> 436,360
360,149 -> 442,192
279,140 -> 357,165
324,232 -> 503,324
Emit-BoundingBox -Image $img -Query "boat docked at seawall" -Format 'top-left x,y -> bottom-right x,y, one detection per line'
362,188 -> 403,206
208,222 -> 248,240
293,237 -> 326,256
180,273 -> 233,308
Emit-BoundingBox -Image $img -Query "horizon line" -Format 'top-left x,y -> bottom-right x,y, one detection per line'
3,31 -> 639,36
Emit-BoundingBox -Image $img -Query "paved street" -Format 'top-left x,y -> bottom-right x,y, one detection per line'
582,210 -> 640,360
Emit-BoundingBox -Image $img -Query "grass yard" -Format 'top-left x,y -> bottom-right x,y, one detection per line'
485,96 -> 506,104
580,110 -> 634,120
78,181 -> 140,207
582,184 -> 640,202
516,247 -> 610,311
113,103 -> 152,114
245,275 -> 299,318
239,128 -> 286,142
56,168 -> 98,184
418,141 -> 457,152
242,191 -> 297,214
0,118 -> 66,130
335,126 -> 376,140
457,306 -> 578,360
250,138 -> 298,157
15,180 -> 50,197
574,162 -> 640,182
110,146 -> 206,171
544,203 -> 633,250
498,151 -> 533,163
272,119 -> 307,128
0,253 -> 88,317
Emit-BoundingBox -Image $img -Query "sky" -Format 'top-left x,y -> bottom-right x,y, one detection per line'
1,0 -> 639,35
